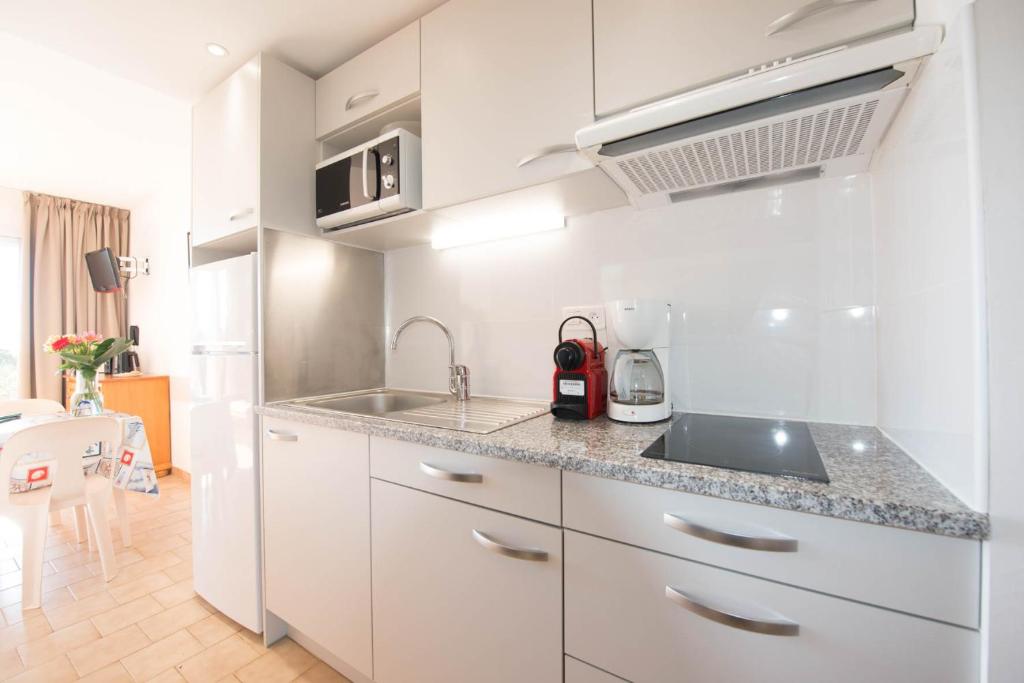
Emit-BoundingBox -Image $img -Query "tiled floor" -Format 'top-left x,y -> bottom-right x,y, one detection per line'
0,475 -> 348,682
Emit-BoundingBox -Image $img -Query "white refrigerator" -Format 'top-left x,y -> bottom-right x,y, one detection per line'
189,253 -> 262,633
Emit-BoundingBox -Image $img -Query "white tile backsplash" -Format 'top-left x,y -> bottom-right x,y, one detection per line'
386,173 -> 877,424
871,9 -> 982,509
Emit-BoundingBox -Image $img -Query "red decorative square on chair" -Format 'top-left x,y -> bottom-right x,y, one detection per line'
120,450 -> 135,466
27,466 -> 49,483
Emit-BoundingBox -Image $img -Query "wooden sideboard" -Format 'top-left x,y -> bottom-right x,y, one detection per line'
65,374 -> 173,476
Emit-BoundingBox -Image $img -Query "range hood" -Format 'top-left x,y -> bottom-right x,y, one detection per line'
575,28 -> 942,207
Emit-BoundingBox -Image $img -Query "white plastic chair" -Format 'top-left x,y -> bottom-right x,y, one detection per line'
0,398 -> 132,549
0,416 -> 120,608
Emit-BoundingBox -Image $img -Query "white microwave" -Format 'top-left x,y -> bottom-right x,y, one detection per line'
315,128 -> 422,233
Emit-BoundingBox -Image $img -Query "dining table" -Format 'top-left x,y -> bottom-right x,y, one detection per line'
0,411 -> 161,496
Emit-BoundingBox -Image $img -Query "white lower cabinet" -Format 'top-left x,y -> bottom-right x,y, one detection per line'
564,530 -> 978,683
262,419 -> 373,679
371,479 -> 563,683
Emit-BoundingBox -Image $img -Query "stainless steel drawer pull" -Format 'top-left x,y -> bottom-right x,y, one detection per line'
229,207 -> 254,221
663,513 -> 798,552
472,530 -> 549,562
666,586 -> 800,636
266,429 -> 298,442
346,89 -> 380,111
516,143 -> 579,168
419,462 -> 483,483
765,0 -> 876,36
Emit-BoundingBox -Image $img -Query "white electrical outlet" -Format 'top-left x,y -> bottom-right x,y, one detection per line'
561,305 -> 606,332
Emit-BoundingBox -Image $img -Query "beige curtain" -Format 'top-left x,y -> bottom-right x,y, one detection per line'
23,192 -> 130,401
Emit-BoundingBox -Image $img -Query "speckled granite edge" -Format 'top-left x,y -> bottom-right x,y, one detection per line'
257,403 -> 990,540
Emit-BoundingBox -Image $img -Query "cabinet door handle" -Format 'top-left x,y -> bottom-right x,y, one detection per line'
346,89 -> 380,111
665,586 -> 800,636
516,144 -> 579,168
266,428 -> 298,442
663,513 -> 798,552
765,0 -> 877,36
472,530 -> 549,562
419,461 -> 483,483
229,207 -> 254,221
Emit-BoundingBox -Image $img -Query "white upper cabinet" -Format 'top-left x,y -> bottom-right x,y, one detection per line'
192,57 -> 259,246
316,21 -> 420,140
420,0 -> 595,210
594,0 -> 915,116
192,54 -> 316,248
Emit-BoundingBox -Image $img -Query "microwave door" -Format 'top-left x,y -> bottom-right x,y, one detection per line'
315,155 -> 375,222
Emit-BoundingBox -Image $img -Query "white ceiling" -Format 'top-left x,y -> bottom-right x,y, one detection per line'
0,0 -> 447,102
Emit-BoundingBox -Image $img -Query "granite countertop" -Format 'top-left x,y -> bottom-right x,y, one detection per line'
257,402 -> 990,540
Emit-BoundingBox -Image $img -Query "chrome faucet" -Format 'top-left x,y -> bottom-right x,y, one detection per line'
390,316 -> 470,401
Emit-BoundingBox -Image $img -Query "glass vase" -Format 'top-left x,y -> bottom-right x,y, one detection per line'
70,369 -> 104,416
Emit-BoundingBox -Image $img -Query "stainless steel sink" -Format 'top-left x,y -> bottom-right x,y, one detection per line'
292,388 -> 549,434
305,391 -> 446,415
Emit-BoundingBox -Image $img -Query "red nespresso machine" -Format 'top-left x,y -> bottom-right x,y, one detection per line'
551,316 -> 607,420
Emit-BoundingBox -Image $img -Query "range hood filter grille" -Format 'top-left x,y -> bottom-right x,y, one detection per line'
606,88 -> 906,200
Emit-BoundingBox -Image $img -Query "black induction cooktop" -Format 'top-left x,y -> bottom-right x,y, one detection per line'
641,413 -> 829,483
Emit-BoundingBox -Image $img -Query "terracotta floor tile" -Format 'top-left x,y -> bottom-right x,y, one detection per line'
108,571 -> 175,605
66,623 -> 150,676
76,661 -> 134,683
149,667 -> 188,682
90,594 -> 165,636
235,638 -> 317,683
41,564 -> 94,592
164,561 -> 194,582
6,654 -> 78,683
175,634 -> 261,683
135,535 -> 190,559
152,578 -> 197,608
295,662 -> 352,683
15,619 -> 100,669
186,613 -> 241,647
235,628 -> 268,654
138,598 -> 212,641
1,587 -> 74,626
0,646 -> 25,679
0,613 -> 52,651
43,591 -> 118,631
121,628 -> 205,681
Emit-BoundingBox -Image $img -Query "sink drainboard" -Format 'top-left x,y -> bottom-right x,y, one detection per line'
394,399 -> 549,434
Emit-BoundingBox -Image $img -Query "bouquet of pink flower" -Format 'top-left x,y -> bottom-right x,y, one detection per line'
43,332 -> 131,374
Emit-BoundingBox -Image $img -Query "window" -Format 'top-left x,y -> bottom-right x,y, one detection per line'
0,236 -> 20,399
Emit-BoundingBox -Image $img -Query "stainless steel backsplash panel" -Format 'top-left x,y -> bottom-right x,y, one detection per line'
262,229 -> 385,402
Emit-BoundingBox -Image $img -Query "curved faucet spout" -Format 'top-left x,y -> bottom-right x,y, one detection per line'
389,316 -> 470,400
390,316 -> 456,367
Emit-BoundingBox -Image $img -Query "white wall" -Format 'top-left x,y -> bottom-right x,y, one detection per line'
870,10 -> 983,508
974,0 -> 1024,679
0,31 -> 194,471
387,174 -> 877,424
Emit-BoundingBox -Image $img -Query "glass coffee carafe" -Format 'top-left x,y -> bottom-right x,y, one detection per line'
609,349 -> 666,406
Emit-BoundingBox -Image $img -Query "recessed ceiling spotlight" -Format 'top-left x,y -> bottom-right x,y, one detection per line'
206,43 -> 229,57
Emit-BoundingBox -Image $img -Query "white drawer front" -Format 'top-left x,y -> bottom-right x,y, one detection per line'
563,473 -> 980,627
565,531 -> 978,683
372,480 -> 562,683
370,437 -> 561,524
315,21 -> 420,139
